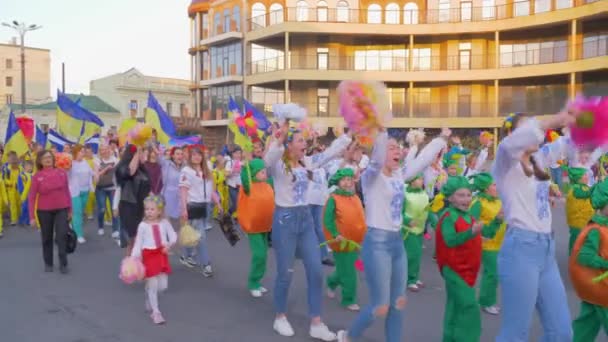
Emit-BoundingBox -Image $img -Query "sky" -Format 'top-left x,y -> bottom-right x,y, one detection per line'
1,0 -> 192,98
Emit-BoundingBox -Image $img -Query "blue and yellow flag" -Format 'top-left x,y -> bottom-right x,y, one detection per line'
3,111 -> 29,162
56,91 -> 104,143
144,91 -> 200,146
35,125 -> 47,147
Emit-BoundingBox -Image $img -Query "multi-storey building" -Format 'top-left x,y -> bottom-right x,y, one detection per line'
0,40 -> 51,107
189,0 -> 607,145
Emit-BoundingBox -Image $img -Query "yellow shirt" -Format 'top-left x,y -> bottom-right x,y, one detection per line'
566,185 -> 594,230
474,196 -> 507,251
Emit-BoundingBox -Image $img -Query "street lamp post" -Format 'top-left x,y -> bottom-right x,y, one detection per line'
1,21 -> 42,113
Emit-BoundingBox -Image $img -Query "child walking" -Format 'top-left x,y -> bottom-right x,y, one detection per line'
565,166 -> 593,254
569,179 -> 608,341
131,195 -> 177,325
324,168 -> 366,311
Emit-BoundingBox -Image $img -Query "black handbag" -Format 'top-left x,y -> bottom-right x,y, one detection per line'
187,202 -> 207,220
66,226 -> 77,254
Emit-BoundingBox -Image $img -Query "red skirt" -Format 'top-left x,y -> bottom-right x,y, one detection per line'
142,247 -> 172,278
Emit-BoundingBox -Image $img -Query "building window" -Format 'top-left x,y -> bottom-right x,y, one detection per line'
317,89 -> 329,116
482,0 -> 495,19
413,88 -> 431,117
202,51 -> 210,80
337,1 -> 349,22
459,42 -> 471,70
269,3 -> 284,24
211,42 -> 243,77
180,103 -> 186,116
5,59 -> 13,69
5,76 -> 13,87
514,0 -> 529,16
130,100 -> 138,115
386,3 -> 400,24
317,48 -> 329,70
166,102 -> 173,115
458,86 -> 472,117
535,0 -> 550,13
439,0 -> 450,23
296,1 -> 309,21
403,3 -> 418,24
233,6 -> 241,31
214,12 -> 222,35
201,13 -> 209,39
224,9 -> 231,33
413,48 -> 431,71
251,3 -> 266,28
556,0 -> 573,9
367,4 -> 382,24
6,94 -> 13,104
583,34 -> 608,59
317,1 -> 328,22
460,1 -> 472,22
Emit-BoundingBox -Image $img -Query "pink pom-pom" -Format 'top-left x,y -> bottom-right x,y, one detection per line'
568,95 -> 608,149
338,81 -> 391,141
354,259 -> 364,272
119,256 -> 146,284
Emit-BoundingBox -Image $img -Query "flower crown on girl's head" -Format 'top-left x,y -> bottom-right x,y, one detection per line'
503,112 -> 523,133
144,194 -> 165,209
286,128 -> 301,144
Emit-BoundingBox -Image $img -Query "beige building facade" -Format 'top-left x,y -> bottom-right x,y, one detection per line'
0,41 -> 51,107
90,68 -> 193,120
188,0 -> 607,147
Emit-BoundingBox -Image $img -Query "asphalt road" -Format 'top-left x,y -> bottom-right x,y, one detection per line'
1,204 -> 606,342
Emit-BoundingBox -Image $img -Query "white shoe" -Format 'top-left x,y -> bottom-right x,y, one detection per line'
97,229 -> 104,236
273,317 -> 295,337
336,330 -> 348,342
482,306 -> 500,315
416,280 -> 425,288
346,304 -> 360,311
202,265 -> 213,277
77,237 -> 86,244
407,284 -> 420,292
250,289 -> 262,298
309,323 -> 336,341
111,231 -> 119,239
259,286 -> 268,293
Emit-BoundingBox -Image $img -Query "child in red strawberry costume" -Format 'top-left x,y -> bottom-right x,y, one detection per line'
435,176 -> 497,342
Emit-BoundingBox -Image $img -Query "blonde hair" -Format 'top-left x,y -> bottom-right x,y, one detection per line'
143,195 -> 165,220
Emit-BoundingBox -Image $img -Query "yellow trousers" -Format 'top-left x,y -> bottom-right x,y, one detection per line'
7,188 -> 20,224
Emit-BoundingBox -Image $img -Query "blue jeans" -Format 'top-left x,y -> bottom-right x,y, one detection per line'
348,227 -> 407,342
228,186 -> 239,216
95,187 -> 118,232
183,218 -> 211,266
496,227 -> 572,342
272,205 -> 323,317
309,204 -> 330,261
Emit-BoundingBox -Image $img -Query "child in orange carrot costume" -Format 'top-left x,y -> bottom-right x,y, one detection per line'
569,179 -> 608,341
324,168 -> 366,311
237,158 -> 275,298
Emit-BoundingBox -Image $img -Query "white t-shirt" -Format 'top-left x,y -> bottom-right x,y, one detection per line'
179,166 -> 213,203
131,219 -> 177,259
68,160 -> 94,197
225,158 -> 242,188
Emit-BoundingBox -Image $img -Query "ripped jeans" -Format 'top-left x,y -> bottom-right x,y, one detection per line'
272,205 -> 323,317
348,227 -> 407,342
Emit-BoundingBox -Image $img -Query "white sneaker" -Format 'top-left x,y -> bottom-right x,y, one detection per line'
87,216 -> 94,221
259,286 -> 268,293
346,304 -> 360,311
407,284 -> 420,292
77,237 -> 86,244
273,316 -> 295,337
336,330 -> 348,342
482,306 -> 500,315
309,323 -> 336,341
202,265 -> 213,277
97,229 -> 104,236
250,289 -> 262,298
111,231 -> 119,239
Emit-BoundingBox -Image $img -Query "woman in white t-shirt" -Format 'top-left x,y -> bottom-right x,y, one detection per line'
179,146 -> 219,277
492,111 -> 574,342
69,144 -> 95,243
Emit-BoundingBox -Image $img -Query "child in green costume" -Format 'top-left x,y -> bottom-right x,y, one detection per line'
435,176 -> 500,342
468,172 -> 505,315
565,166 -> 593,255
239,158 -> 274,298
569,178 -> 608,341
325,168 -> 366,311
402,173 -> 434,292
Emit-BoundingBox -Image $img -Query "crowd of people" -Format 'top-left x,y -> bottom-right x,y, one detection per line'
1,108 -> 607,341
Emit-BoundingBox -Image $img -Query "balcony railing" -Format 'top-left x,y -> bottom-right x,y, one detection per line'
247,0 -> 595,31
246,43 -> 601,75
